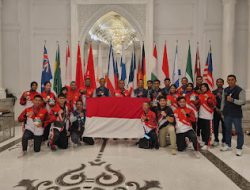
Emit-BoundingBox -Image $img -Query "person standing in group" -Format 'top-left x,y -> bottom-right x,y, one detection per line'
96,78 -> 110,97
41,81 -> 56,141
212,78 -> 226,147
20,81 -> 40,108
198,83 -> 216,151
220,75 -> 246,156
134,79 -> 147,98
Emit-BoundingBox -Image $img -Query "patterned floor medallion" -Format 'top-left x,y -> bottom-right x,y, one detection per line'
14,139 -> 162,190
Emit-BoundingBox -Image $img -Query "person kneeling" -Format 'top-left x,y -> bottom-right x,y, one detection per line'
18,95 -> 49,156
156,96 -> 177,155
69,100 -> 86,146
48,94 -> 70,151
140,102 -> 159,149
174,96 -> 200,158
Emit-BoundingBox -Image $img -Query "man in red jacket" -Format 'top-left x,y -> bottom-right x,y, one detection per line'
18,95 -> 49,156
114,80 -> 130,97
47,94 -> 71,151
174,96 -> 200,157
141,102 -> 159,149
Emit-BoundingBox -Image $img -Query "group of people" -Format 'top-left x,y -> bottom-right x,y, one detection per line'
18,74 -> 246,157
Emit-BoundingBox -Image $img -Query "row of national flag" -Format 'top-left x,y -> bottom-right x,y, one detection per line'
151,42 -> 214,90
41,41 -> 214,96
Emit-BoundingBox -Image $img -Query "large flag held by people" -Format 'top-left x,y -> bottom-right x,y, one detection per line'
194,43 -> 201,83
85,97 -> 146,138
172,44 -> 180,88
85,43 -> 96,89
106,45 -> 116,95
203,44 -> 214,90
65,43 -> 72,86
162,42 -> 170,78
41,45 -> 53,92
53,44 -> 62,95
185,43 -> 194,83
75,44 -> 84,90
151,44 -> 159,81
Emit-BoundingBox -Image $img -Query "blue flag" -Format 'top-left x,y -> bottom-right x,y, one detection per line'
120,57 -> 126,81
41,46 -> 52,92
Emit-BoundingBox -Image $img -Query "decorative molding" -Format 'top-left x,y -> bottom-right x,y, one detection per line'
71,0 -> 153,79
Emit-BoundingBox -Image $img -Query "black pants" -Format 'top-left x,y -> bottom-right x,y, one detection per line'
22,129 -> 43,152
147,129 -> 159,149
176,130 -> 199,151
198,118 -> 211,145
71,127 -> 84,145
213,111 -> 225,143
43,123 -> 51,141
51,128 -> 68,149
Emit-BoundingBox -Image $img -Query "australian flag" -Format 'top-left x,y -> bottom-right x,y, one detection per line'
41,45 -> 52,92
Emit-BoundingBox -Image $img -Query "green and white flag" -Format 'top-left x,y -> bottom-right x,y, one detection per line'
53,44 -> 62,95
185,43 -> 193,83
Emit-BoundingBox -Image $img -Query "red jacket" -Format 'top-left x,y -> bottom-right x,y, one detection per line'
19,90 -> 40,106
84,87 -> 95,98
174,106 -> 196,134
18,106 -> 49,135
141,110 -> 157,129
114,88 -> 130,97
198,91 -> 216,120
166,93 -> 179,110
67,88 -> 80,106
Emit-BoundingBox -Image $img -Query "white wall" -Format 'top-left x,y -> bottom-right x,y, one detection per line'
1,0 -> 249,118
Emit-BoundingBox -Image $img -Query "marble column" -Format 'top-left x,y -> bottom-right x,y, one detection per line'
221,0 -> 237,81
0,0 -> 5,99
247,0 -> 250,100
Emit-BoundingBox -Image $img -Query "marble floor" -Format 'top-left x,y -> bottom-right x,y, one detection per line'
0,133 -> 250,190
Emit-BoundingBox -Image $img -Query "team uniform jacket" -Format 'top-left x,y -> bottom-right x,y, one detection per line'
114,88 -> 130,97
18,106 -> 49,136
174,106 -> 196,134
47,103 -> 71,132
185,92 -> 199,119
141,110 -> 157,133
198,91 -> 216,120
166,93 -> 179,111
20,90 -> 40,108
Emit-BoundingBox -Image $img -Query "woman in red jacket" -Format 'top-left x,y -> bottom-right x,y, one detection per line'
166,84 -> 179,111
198,83 -> 216,150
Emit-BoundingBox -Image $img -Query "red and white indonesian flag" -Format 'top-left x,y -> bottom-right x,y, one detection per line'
84,97 -> 148,138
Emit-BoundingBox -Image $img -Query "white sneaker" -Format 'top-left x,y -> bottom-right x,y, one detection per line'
201,145 -> 208,151
212,141 -> 219,147
220,145 -> 232,152
221,142 -> 226,147
199,141 -> 205,147
194,151 -> 200,159
236,149 -> 243,156
18,151 -> 27,158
